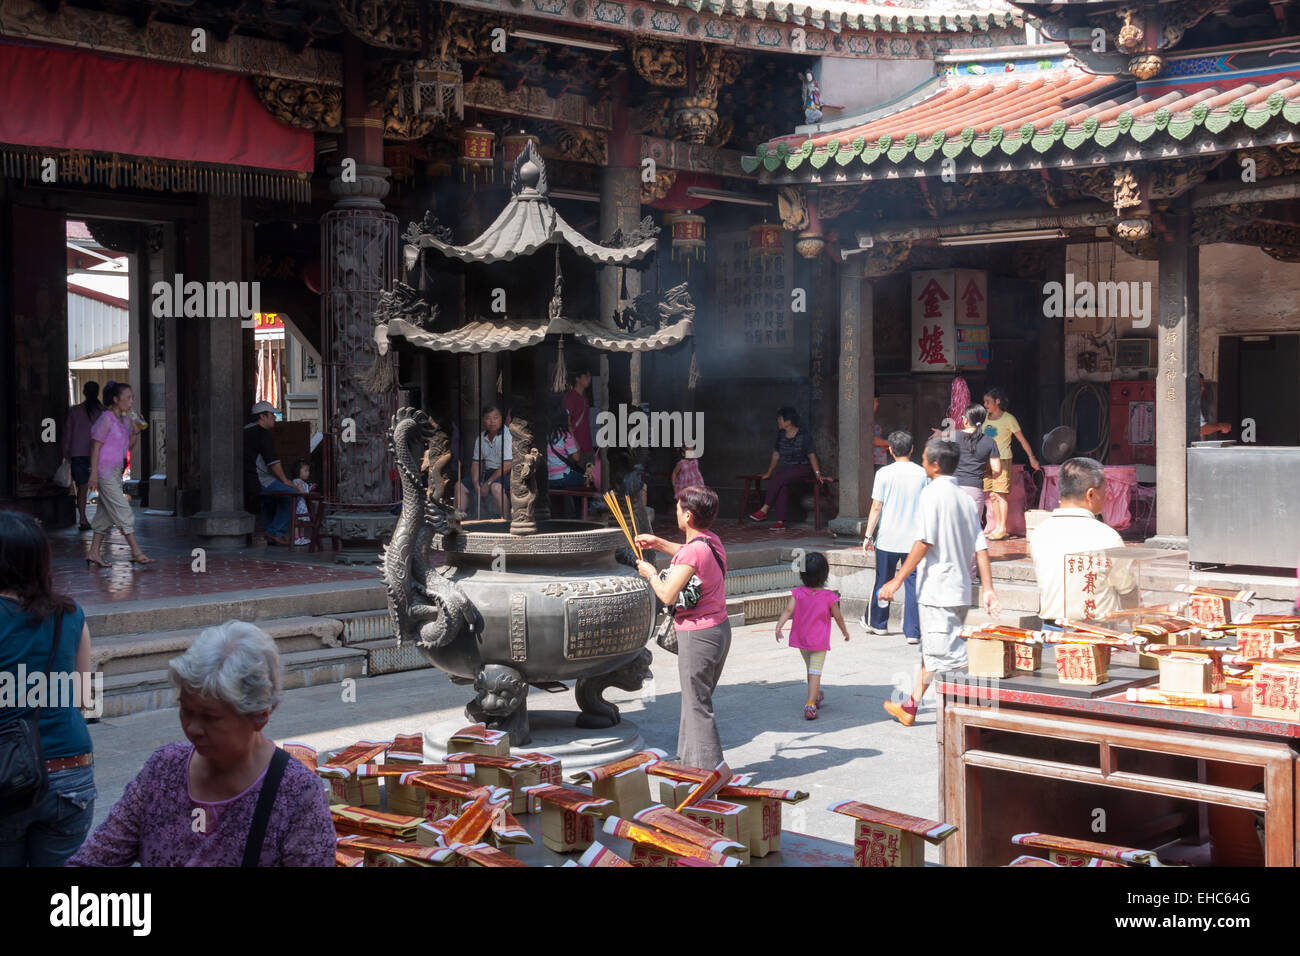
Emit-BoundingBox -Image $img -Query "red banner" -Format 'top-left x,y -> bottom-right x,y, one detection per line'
0,40 -> 313,171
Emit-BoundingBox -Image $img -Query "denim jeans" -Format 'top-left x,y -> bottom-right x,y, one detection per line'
870,549 -> 920,638
0,762 -> 96,866
261,478 -> 298,537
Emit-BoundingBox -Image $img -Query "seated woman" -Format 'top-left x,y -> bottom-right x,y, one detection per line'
546,410 -> 587,516
67,621 -> 334,867
748,406 -> 828,531
456,404 -> 513,519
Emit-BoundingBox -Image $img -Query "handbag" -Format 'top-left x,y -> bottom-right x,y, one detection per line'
653,538 -> 725,656
0,608 -> 65,817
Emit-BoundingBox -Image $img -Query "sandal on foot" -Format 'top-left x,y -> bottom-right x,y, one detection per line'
816,689 -> 825,707
130,555 -> 155,565
804,703 -> 818,720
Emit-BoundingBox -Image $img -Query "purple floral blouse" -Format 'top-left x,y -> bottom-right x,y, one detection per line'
67,742 -> 335,867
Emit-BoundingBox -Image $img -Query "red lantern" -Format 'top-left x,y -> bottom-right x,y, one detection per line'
670,211 -> 706,266
501,131 -> 540,169
460,125 -> 496,183
750,221 -> 782,255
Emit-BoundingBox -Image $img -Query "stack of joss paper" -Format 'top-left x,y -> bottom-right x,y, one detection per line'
828,801 -> 957,868
602,804 -> 745,867
316,739 -> 392,806
569,749 -> 667,817
648,760 -> 808,858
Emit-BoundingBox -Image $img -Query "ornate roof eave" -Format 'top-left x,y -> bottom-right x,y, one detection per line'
749,94 -> 1300,186
403,142 -> 658,267
424,0 -> 1022,59
381,315 -> 694,354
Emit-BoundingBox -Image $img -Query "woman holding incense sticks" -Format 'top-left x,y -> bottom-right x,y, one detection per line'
634,486 -> 730,768
68,621 -> 334,867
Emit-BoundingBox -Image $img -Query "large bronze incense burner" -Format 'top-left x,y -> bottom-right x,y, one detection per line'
377,143 -> 693,745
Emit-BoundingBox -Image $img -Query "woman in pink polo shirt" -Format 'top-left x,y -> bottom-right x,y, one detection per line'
635,485 -> 729,768
87,382 -> 153,568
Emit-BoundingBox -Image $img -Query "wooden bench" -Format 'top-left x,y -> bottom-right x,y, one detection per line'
548,487 -> 602,519
258,489 -> 326,552
735,473 -> 837,531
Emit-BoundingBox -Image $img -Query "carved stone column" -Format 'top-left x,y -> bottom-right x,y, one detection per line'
320,38 -> 399,562
1150,208 -> 1199,546
828,257 -> 875,537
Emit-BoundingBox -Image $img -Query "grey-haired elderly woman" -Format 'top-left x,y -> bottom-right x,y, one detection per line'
68,621 -> 334,867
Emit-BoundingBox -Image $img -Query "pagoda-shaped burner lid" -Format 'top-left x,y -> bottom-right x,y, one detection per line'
403,140 -> 659,268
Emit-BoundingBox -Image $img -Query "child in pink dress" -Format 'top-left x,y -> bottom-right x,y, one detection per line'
775,551 -> 850,719
672,444 -> 704,499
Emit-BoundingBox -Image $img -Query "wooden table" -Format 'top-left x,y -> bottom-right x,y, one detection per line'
936,665 -> 1298,866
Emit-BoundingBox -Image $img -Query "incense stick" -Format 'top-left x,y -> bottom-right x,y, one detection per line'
603,491 -> 638,558
625,495 -> 643,560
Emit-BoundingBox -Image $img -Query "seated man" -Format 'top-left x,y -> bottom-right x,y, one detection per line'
1030,457 -> 1136,627
243,401 -> 296,546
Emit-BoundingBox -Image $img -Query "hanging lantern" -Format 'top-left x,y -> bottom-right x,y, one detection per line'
411,59 -> 464,120
671,212 -> 706,266
460,125 -> 496,184
501,130 -> 541,170
750,221 -> 782,255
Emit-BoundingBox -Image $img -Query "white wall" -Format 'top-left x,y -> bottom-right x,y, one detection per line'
816,57 -> 934,119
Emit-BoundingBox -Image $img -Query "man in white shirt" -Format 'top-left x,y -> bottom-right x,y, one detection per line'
879,438 -> 1000,727
1030,457 -> 1135,626
863,430 -> 928,643
456,404 -> 514,518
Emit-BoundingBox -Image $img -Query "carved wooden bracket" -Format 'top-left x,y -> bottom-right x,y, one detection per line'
858,240 -> 912,279
252,76 -> 343,133
336,0 -> 422,51
777,186 -> 809,232
630,41 -> 687,88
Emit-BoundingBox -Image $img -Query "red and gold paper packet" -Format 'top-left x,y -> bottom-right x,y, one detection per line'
1011,832 -> 1160,865
337,834 -> 457,864
632,804 -> 745,855
353,762 -> 472,779
448,723 -> 509,747
569,749 -> 667,785
441,788 -> 509,846
445,752 -> 539,770
1006,855 -> 1060,867
1131,617 -> 1200,637
489,808 -> 533,845
958,624 -> 1040,642
647,760 -> 754,788
453,842 -> 530,867
335,843 -> 365,867
517,751 -> 562,786
330,804 -> 423,840
386,732 -> 425,764
717,784 -> 809,803
574,843 -> 632,867
399,772 -> 486,798
828,800 -> 957,842
319,740 -> 392,773
283,742 -> 318,772
1059,620 -> 1136,640
673,761 -> 732,811
520,783 -> 613,816
602,816 -> 741,866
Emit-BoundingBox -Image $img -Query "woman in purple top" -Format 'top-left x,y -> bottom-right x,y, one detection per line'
635,486 -> 730,768
62,381 -> 104,530
68,621 -> 335,867
87,382 -> 152,568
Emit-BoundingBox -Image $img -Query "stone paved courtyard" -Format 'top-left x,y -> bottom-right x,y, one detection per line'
86,617 -> 947,861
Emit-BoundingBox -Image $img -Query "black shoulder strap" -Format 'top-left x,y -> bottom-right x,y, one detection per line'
702,538 -> 726,575
243,747 -> 290,867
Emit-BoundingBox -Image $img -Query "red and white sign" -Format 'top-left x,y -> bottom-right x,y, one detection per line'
911,271 -> 955,372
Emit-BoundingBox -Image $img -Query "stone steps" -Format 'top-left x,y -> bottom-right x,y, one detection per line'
91,616 -> 345,677
99,646 -> 366,718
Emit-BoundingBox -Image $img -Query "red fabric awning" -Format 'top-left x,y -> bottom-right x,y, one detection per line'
0,39 -> 313,173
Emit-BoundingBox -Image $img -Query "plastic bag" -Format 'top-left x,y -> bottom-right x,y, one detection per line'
53,459 -> 71,489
